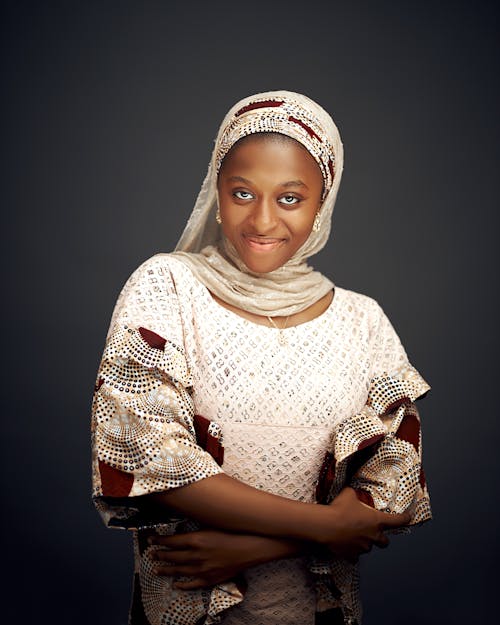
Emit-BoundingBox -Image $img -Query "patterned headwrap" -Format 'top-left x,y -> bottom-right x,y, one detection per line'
172,90 -> 344,316
215,96 -> 336,200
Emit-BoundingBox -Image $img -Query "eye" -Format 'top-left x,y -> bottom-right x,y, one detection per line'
233,190 -> 254,200
278,195 -> 300,206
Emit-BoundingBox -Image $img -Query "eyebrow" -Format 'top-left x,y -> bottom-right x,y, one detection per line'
281,179 -> 308,189
227,176 -> 308,189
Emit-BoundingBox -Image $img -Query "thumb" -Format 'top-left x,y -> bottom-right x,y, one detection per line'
379,509 -> 412,529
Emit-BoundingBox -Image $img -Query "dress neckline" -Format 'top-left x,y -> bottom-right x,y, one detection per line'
198,281 -> 340,333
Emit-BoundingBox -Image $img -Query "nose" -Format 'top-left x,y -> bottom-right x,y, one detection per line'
250,196 -> 278,233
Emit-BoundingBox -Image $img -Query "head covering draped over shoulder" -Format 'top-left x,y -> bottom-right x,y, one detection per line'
172,90 -> 344,316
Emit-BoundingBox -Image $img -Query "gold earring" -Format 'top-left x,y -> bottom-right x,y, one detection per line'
312,212 -> 321,232
215,208 -> 222,225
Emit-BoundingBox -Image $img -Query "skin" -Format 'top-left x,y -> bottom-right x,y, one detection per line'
217,133 -> 324,276
145,135 -> 411,589
212,134 -> 334,328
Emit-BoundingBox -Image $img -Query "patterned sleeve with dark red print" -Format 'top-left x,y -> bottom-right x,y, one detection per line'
311,305 -> 431,624
316,303 -> 431,526
91,256 -> 224,529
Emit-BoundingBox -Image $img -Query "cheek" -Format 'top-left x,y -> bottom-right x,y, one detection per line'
218,198 -> 233,222
219,207 -> 247,243
220,208 -> 245,231
288,213 -> 316,240
219,194 -> 239,218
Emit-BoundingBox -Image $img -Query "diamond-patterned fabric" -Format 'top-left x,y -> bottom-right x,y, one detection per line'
91,254 -> 431,625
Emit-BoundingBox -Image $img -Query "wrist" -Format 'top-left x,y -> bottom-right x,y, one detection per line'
304,503 -> 339,545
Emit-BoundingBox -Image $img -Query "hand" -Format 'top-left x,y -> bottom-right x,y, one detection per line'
322,486 -> 412,562
149,529 -> 295,590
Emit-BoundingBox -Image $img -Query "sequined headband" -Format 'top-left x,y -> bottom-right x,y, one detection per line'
215,97 -> 336,198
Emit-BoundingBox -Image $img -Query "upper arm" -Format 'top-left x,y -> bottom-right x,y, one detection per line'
91,256 -> 223,528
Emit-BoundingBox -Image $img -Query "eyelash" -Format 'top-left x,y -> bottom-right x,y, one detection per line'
232,191 -> 301,205
279,195 -> 300,205
233,190 -> 253,200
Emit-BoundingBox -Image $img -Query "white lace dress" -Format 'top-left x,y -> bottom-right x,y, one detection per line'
92,254 -> 426,625
185,265 -> 378,624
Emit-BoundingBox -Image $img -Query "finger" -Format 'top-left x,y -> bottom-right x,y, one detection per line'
154,564 -> 175,576
174,578 -> 207,590
359,543 -> 373,555
152,550 -> 199,564
148,534 -> 191,548
379,510 -> 412,529
374,533 -> 390,549
155,564 -> 198,577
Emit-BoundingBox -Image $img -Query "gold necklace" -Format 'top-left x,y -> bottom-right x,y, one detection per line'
267,315 -> 291,346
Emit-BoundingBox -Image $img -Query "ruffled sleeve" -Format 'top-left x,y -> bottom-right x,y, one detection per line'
312,303 -> 432,623
349,304 -> 431,525
316,302 -> 431,517
91,255 -> 224,529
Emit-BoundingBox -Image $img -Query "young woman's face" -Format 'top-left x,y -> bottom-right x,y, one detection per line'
216,135 -> 324,274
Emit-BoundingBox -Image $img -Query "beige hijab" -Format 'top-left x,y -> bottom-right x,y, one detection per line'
172,90 -> 344,316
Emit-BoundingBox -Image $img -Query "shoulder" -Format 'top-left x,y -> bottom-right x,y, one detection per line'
122,253 -> 202,296
333,286 -> 400,346
127,253 -> 196,282
108,254 -> 201,334
335,286 -> 411,372
334,285 -> 384,323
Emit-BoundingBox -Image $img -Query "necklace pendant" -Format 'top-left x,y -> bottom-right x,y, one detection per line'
267,315 -> 290,346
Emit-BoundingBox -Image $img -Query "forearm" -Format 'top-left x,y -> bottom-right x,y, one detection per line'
235,534 -> 308,568
150,527 -> 311,589
144,473 -> 330,543
145,478 -> 412,565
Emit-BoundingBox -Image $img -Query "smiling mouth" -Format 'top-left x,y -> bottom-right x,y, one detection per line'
243,235 -> 286,251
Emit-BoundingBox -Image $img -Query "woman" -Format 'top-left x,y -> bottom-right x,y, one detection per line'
91,91 -> 431,625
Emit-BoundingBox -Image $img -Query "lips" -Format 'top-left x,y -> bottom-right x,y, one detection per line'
243,235 -> 286,252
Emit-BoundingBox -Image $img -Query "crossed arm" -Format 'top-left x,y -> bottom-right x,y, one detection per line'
93,265 -> 423,590
144,473 -> 411,589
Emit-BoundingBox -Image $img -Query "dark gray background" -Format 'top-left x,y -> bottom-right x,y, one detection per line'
2,1 -> 499,623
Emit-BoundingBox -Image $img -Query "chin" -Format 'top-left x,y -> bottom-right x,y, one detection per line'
235,240 -> 290,274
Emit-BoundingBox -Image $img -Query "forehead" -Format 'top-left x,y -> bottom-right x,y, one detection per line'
218,134 -> 323,181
